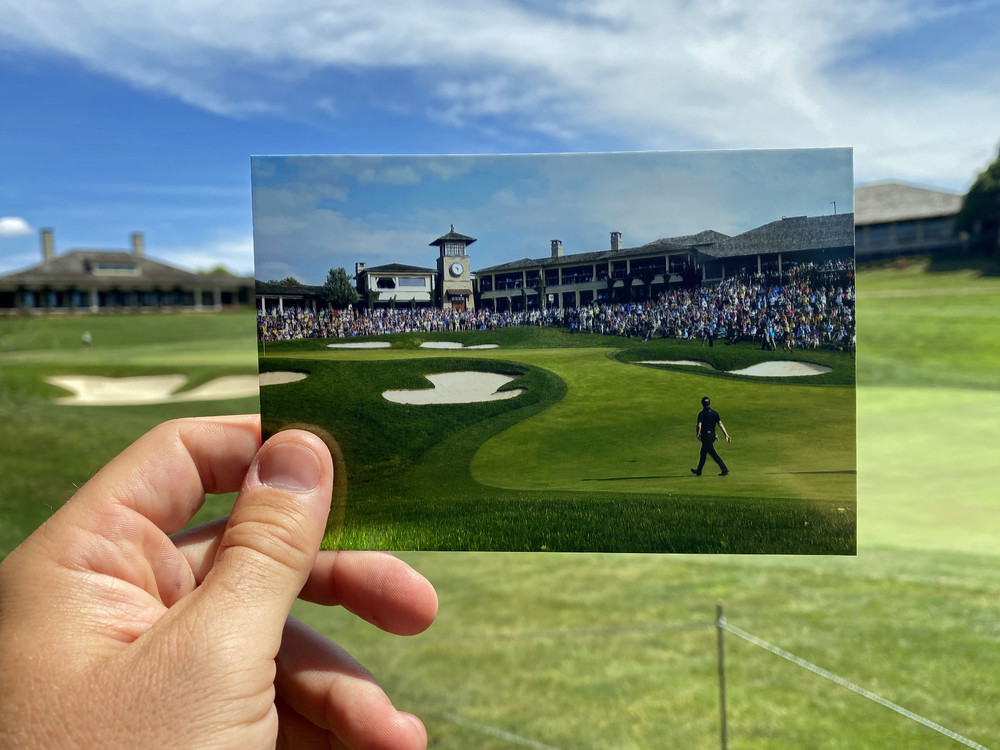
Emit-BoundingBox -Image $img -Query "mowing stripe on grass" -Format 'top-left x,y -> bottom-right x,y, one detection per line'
720,620 -> 992,750
408,701 -> 564,750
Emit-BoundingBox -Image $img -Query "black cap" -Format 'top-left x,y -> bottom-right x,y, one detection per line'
701,396 -> 711,407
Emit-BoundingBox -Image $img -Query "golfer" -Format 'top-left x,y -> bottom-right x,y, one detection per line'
691,396 -> 731,476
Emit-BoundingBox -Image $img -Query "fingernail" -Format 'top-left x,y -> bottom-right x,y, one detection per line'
257,441 -> 322,492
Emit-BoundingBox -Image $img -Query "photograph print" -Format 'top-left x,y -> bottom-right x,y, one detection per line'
251,149 -> 857,554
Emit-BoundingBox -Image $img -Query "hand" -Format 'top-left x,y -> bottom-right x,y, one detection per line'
726,435 -> 732,443
0,416 -> 437,749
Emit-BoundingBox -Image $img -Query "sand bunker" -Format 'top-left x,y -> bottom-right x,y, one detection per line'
383,371 -> 524,405
259,371 -> 308,386
728,361 -> 832,377
637,359 -> 831,377
46,374 -> 261,406
419,341 -> 499,350
327,341 -> 391,349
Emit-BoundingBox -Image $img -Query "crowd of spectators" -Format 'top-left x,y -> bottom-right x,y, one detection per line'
258,260 -> 855,352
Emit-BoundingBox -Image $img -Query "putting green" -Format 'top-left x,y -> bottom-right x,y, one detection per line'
470,347 -> 856,502
857,385 -> 1000,556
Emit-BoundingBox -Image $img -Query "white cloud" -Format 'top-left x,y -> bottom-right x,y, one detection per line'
0,217 -> 33,237
1,0 -> 996,187
158,234 -> 254,276
357,165 -> 421,185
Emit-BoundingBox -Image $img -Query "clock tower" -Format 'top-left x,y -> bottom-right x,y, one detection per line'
430,225 -> 476,311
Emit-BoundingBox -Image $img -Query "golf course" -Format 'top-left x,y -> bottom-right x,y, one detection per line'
1,257 -> 998,747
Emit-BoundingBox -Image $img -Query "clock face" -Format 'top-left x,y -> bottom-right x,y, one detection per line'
450,261 -> 464,277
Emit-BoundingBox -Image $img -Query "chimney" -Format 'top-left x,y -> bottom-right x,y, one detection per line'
611,231 -> 623,252
551,239 -> 563,258
355,262 -> 367,276
41,228 -> 55,264
131,232 -> 144,258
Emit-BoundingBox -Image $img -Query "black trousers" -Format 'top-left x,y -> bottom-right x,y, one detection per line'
697,439 -> 728,473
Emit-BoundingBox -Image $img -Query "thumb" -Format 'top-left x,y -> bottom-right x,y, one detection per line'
198,430 -> 333,655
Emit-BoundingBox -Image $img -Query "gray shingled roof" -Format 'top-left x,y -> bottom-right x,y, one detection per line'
476,231 -> 724,275
255,280 -> 325,296
698,213 -> 854,259
429,229 -> 477,246
364,263 -> 435,274
855,182 -> 962,225
1,250 -> 246,288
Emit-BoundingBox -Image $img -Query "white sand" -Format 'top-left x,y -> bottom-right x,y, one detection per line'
638,359 -> 716,369
419,342 -> 499,350
46,374 -> 260,406
259,371 -> 308,386
728,361 -> 832,377
383,371 -> 524,405
46,374 -> 189,405
327,341 -> 391,349
637,359 -> 831,377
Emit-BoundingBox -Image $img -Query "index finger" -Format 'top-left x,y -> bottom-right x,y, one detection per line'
53,415 -> 261,538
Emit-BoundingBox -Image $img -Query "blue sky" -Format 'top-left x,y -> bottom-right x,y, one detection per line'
253,150 -> 853,285
1,0 -> 998,277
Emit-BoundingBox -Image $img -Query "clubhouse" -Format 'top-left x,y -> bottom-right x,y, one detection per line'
475,213 -> 854,311
0,229 -> 253,313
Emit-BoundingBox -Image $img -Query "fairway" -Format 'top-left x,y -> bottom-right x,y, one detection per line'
471,346 -> 854,502
259,331 -> 856,554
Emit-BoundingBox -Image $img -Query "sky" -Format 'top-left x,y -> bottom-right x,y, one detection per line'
1,0 -> 998,277
253,150 -> 854,285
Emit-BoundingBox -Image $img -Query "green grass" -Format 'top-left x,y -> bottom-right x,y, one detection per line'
0,311 -> 258,553
260,333 -> 856,553
1,262 -> 999,748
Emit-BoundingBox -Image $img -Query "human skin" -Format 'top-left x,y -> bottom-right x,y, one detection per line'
0,415 -> 438,749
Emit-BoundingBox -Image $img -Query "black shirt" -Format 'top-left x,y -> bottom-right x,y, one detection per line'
697,407 -> 722,442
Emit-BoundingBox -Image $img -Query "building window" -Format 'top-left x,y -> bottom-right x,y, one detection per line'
922,217 -> 951,239
445,243 -> 464,256
632,257 -> 666,275
93,262 -> 140,276
896,220 -> 918,245
376,278 -> 396,289
495,273 -> 523,290
669,255 -> 689,274
397,277 -> 426,288
545,269 -> 560,286
867,224 -> 890,245
562,265 -> 593,284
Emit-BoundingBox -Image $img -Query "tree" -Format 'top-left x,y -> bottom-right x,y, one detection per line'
199,265 -> 235,276
956,145 -> 1000,256
266,276 -> 301,286
323,268 -> 360,308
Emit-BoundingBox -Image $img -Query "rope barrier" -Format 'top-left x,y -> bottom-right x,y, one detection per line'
720,619 -> 992,750
407,701 -> 564,750
431,620 -> 715,644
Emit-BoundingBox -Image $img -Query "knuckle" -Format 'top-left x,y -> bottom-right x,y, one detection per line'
221,499 -> 316,572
